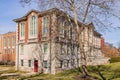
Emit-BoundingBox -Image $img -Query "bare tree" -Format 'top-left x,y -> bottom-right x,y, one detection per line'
20,0 -> 120,78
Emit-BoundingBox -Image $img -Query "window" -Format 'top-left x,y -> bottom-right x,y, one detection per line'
8,37 -> 10,47
4,49 -> 6,54
43,43 -> 48,53
21,60 -> 24,66
67,46 -> 70,55
66,22 -> 71,38
72,30 -> 75,40
28,60 -> 31,67
59,60 -> 63,68
20,22 -> 25,37
30,16 -> 37,37
42,16 -> 49,35
12,49 -> 14,54
60,44 -> 65,55
3,37 -> 6,47
20,45 -> 24,54
59,18 -> 64,36
8,49 -> 10,54
12,36 -> 15,46
43,60 -> 47,68
67,60 -> 69,67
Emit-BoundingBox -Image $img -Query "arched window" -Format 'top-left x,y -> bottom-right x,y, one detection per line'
42,16 -> 49,35
20,22 -> 25,38
30,16 -> 37,37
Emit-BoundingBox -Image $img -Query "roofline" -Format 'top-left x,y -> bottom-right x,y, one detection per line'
13,9 -> 40,22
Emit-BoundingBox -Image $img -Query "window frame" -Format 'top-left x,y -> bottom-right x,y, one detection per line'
20,45 -> 24,55
21,59 -> 24,66
28,60 -> 32,67
43,60 -> 47,68
43,43 -> 48,53
42,16 -> 49,36
20,22 -> 25,39
29,15 -> 38,39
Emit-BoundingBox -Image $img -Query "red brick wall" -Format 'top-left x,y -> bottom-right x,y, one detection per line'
1,32 -> 16,63
18,11 -> 42,44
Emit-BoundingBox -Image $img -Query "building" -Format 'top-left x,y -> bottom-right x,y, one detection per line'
0,32 -> 16,64
14,8 -> 107,74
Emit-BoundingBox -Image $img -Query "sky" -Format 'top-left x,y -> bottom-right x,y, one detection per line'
0,0 -> 120,47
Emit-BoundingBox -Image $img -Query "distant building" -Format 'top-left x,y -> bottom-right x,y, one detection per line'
14,8 -> 108,74
0,32 -> 16,64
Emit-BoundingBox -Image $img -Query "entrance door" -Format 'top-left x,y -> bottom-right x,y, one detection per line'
34,60 -> 38,72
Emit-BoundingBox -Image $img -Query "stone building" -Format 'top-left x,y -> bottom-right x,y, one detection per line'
14,8 -> 107,74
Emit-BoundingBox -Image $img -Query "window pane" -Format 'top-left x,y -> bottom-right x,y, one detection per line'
44,44 -> 48,53
21,45 -> 24,54
8,37 -> 10,47
21,60 -> 24,66
28,60 -> 31,67
12,36 -> 15,46
30,16 -> 37,36
43,61 -> 47,68
43,16 -> 49,35
4,37 -> 6,47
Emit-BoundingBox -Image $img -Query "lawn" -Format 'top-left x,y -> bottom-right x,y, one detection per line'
24,62 -> 120,80
0,62 -> 120,80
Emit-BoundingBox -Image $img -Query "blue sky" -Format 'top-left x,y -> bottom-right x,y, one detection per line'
0,0 -> 120,47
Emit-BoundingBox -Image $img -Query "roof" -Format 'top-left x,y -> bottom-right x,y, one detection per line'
13,8 -> 59,22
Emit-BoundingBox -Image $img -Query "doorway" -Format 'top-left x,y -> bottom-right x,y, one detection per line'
34,60 -> 38,72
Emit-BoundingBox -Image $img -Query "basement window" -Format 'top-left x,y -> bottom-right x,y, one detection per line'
21,59 -> 24,66
28,60 -> 31,67
43,60 -> 47,68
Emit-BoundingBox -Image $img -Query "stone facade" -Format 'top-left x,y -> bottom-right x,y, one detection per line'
14,8 -> 108,74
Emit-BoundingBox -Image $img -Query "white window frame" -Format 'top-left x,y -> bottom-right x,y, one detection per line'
29,15 -> 38,39
59,18 -> 65,38
8,37 -> 10,48
20,22 -> 25,40
42,16 -> 49,36
20,45 -> 24,55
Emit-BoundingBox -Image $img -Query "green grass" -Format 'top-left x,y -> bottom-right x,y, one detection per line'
27,62 -> 120,80
110,57 -> 120,63
0,62 -> 120,80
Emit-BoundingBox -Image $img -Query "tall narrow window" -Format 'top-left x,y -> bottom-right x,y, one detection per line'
59,17 -> 64,37
30,16 -> 37,37
28,60 -> 31,67
12,36 -> 15,46
66,22 -> 70,38
4,49 -> 6,54
8,49 -> 10,54
59,60 -> 63,68
20,22 -> 25,38
43,43 -> 48,53
3,37 -> 6,47
43,60 -> 47,68
20,45 -> 24,54
21,59 -> 24,66
8,37 -> 10,47
42,16 -> 49,35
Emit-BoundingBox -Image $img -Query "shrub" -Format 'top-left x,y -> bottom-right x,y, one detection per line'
109,57 -> 120,63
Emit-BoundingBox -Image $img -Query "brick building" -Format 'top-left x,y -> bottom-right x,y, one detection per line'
14,8 -> 108,74
0,32 -> 16,64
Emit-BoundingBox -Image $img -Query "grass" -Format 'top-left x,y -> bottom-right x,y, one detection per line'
27,62 -> 120,80
0,62 -> 120,80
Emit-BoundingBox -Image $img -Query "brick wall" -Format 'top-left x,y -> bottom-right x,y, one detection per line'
0,32 -> 16,63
